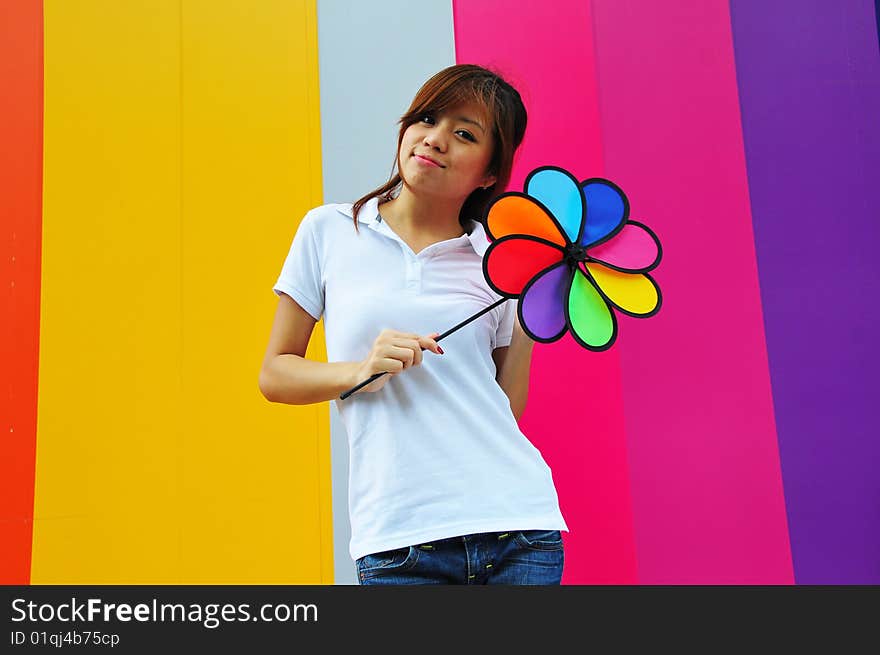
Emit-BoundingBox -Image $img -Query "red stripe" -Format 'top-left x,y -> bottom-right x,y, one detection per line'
0,0 -> 44,584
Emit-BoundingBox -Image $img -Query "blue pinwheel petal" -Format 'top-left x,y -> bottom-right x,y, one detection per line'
580,179 -> 628,246
525,168 -> 583,244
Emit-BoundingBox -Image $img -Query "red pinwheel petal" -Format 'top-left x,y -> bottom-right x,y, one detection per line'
486,194 -> 567,246
484,237 -> 565,296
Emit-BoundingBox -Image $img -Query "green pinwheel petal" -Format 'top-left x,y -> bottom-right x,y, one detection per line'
568,268 -> 614,348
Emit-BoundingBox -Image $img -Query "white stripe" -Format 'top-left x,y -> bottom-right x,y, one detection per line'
317,0 -> 456,585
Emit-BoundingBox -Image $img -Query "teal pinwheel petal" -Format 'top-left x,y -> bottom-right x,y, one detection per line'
525,167 -> 583,244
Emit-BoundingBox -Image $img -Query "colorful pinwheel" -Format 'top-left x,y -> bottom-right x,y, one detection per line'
483,166 -> 662,351
340,165 -> 662,398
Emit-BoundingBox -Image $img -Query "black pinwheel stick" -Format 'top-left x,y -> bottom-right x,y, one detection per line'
339,297 -> 509,400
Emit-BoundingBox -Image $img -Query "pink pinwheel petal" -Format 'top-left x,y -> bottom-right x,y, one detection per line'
586,221 -> 661,272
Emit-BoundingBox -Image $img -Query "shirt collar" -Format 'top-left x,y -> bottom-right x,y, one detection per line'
337,197 -> 491,256
349,196 -> 383,225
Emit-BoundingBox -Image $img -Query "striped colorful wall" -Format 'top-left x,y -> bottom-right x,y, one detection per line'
3,0 -> 878,585
4,0 -> 333,584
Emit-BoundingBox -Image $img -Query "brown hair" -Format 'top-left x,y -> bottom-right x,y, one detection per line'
351,64 -> 527,231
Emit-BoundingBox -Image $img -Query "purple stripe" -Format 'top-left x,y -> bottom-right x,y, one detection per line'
730,0 -> 880,583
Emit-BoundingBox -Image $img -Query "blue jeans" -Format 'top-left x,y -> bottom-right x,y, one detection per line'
355,529 -> 564,585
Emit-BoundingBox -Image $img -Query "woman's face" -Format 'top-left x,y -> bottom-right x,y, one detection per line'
398,101 -> 497,202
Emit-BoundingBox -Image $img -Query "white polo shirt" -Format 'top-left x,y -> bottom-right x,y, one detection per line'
273,196 -> 568,561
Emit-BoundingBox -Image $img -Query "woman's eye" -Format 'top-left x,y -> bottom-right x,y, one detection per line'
420,114 -> 435,124
457,130 -> 476,142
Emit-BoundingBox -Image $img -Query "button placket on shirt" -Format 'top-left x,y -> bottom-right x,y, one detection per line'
403,242 -> 448,294
404,251 -> 422,292
373,216 -> 470,294
374,219 -> 429,294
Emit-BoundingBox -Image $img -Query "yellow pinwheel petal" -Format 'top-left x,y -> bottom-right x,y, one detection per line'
586,263 -> 659,316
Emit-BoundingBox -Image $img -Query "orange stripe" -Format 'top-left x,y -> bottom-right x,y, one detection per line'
0,0 -> 43,584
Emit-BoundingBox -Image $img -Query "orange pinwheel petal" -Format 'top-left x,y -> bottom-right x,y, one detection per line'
486,195 -> 567,247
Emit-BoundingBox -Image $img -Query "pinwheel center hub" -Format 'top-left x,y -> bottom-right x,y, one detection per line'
564,243 -> 588,265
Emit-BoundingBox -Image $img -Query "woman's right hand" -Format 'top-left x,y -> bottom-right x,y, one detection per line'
352,329 -> 443,393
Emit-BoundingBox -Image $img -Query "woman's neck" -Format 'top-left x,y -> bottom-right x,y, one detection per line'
380,187 -> 465,240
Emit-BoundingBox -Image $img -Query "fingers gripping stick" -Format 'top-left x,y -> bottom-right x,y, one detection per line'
338,298 -> 508,400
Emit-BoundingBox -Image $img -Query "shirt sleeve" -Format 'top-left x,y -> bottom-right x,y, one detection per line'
272,210 -> 324,320
493,298 -> 516,349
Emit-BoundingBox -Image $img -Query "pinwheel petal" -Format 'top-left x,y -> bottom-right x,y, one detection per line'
586,263 -> 660,316
568,268 -> 615,349
580,179 -> 628,246
484,236 -> 564,296
485,194 -> 567,246
525,168 -> 583,244
520,262 -> 570,341
587,221 -> 661,272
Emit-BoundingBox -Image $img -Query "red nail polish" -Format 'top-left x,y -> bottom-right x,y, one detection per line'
438,346 -> 444,355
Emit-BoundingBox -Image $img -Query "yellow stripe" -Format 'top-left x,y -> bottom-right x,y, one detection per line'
33,0 -> 331,583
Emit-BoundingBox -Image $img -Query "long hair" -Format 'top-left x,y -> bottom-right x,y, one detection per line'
351,64 -> 527,231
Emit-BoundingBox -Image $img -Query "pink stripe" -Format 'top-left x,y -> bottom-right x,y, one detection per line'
591,0 -> 793,582
455,0 -> 637,583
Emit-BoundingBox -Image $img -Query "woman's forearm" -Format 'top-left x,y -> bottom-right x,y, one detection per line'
259,354 -> 360,405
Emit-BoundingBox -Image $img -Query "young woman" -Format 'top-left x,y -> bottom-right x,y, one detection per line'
260,64 -> 568,585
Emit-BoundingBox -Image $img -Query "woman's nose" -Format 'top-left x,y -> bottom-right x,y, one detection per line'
423,130 -> 447,151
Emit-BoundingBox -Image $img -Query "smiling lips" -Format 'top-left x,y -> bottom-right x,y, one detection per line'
414,154 -> 444,168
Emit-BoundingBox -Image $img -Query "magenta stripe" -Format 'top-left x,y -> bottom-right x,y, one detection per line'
455,0 -> 637,584
591,0 -> 794,583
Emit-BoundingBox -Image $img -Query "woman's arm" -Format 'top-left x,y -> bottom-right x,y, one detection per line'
259,294 -> 362,404
492,318 -> 535,421
259,294 -> 443,404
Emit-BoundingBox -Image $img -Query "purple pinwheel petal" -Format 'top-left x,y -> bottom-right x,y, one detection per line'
520,263 -> 571,340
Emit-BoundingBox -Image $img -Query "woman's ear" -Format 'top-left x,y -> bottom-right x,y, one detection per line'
481,174 -> 497,190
